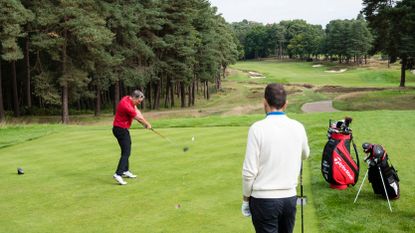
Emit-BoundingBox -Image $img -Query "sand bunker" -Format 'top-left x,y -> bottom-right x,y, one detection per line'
312,64 -> 323,68
248,71 -> 266,79
325,69 -> 347,73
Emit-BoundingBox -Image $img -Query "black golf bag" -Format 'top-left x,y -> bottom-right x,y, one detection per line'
322,117 -> 360,190
362,143 -> 400,199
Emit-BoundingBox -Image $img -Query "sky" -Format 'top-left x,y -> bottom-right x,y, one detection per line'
208,0 -> 364,27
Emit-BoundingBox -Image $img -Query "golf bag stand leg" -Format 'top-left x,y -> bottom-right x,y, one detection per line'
378,166 -> 393,212
354,169 -> 369,204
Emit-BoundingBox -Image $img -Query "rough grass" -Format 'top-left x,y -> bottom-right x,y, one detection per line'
302,111 -> 415,233
1,111 -> 414,233
333,89 -> 415,111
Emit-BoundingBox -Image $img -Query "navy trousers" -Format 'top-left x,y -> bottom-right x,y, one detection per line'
249,196 -> 297,233
113,126 -> 131,176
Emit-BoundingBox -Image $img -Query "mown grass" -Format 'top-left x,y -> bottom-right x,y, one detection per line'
0,124 -> 65,148
1,110 -> 414,233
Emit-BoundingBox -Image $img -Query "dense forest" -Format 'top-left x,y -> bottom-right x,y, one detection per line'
0,0 -> 414,123
0,0 -> 239,123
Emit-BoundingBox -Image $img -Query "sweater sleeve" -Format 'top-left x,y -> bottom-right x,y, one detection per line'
242,125 -> 260,197
301,125 -> 310,160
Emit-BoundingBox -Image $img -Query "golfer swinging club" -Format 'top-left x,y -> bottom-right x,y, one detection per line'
113,90 -> 151,185
242,83 -> 310,233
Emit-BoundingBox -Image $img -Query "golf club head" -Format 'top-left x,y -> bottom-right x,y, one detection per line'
17,167 -> 24,175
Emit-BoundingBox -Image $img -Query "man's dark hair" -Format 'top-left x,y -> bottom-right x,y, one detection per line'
131,90 -> 144,99
264,83 -> 286,109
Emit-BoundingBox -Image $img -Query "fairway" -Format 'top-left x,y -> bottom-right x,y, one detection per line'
0,123 -> 318,233
1,110 -> 414,233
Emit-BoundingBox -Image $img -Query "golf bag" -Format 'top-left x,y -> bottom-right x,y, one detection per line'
362,143 -> 400,199
322,117 -> 360,190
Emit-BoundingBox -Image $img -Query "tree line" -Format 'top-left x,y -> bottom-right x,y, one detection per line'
0,0 -> 239,123
231,17 -> 373,64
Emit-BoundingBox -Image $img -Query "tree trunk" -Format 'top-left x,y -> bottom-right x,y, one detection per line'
170,81 -> 174,107
62,85 -> 69,123
95,84 -> 101,116
206,81 -> 210,100
191,79 -> 195,106
164,77 -> 170,108
145,82 -> 152,109
180,81 -> 186,107
400,56 -> 406,87
152,80 -> 161,109
187,83 -> 192,107
61,27 -> 69,124
11,61 -> 20,117
0,59 -> 5,122
203,80 -> 206,99
216,72 -> 225,91
25,38 -> 31,108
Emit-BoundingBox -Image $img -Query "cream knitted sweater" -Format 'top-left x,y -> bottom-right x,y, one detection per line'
242,113 -> 310,198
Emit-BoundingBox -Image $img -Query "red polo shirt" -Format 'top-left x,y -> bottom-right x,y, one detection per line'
113,96 -> 138,129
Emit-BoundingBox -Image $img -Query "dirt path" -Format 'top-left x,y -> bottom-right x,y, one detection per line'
301,100 -> 338,113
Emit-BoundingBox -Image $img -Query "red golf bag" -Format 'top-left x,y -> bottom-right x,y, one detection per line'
322,118 -> 360,190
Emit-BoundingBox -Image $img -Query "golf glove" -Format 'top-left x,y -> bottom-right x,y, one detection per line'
241,201 -> 251,217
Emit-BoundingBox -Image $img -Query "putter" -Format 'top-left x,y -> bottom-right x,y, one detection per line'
149,128 -> 189,152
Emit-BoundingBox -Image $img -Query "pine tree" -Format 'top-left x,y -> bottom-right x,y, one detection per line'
0,0 -> 33,117
29,0 -> 113,123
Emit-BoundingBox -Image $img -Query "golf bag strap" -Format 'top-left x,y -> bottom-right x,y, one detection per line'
351,138 -> 360,170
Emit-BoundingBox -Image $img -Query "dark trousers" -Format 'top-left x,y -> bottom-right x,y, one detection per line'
113,126 -> 131,176
249,196 -> 297,233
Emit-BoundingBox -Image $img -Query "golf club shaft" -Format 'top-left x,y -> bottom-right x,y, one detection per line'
150,128 -> 180,148
300,161 -> 304,233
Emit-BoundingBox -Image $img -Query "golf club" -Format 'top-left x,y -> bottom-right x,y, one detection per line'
149,128 -> 189,152
297,161 -> 306,233
300,162 -> 305,233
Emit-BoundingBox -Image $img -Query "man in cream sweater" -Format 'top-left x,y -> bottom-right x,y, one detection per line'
242,83 -> 310,233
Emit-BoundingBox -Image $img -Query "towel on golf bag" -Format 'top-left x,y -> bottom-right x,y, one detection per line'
322,118 -> 359,190
363,144 -> 400,199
